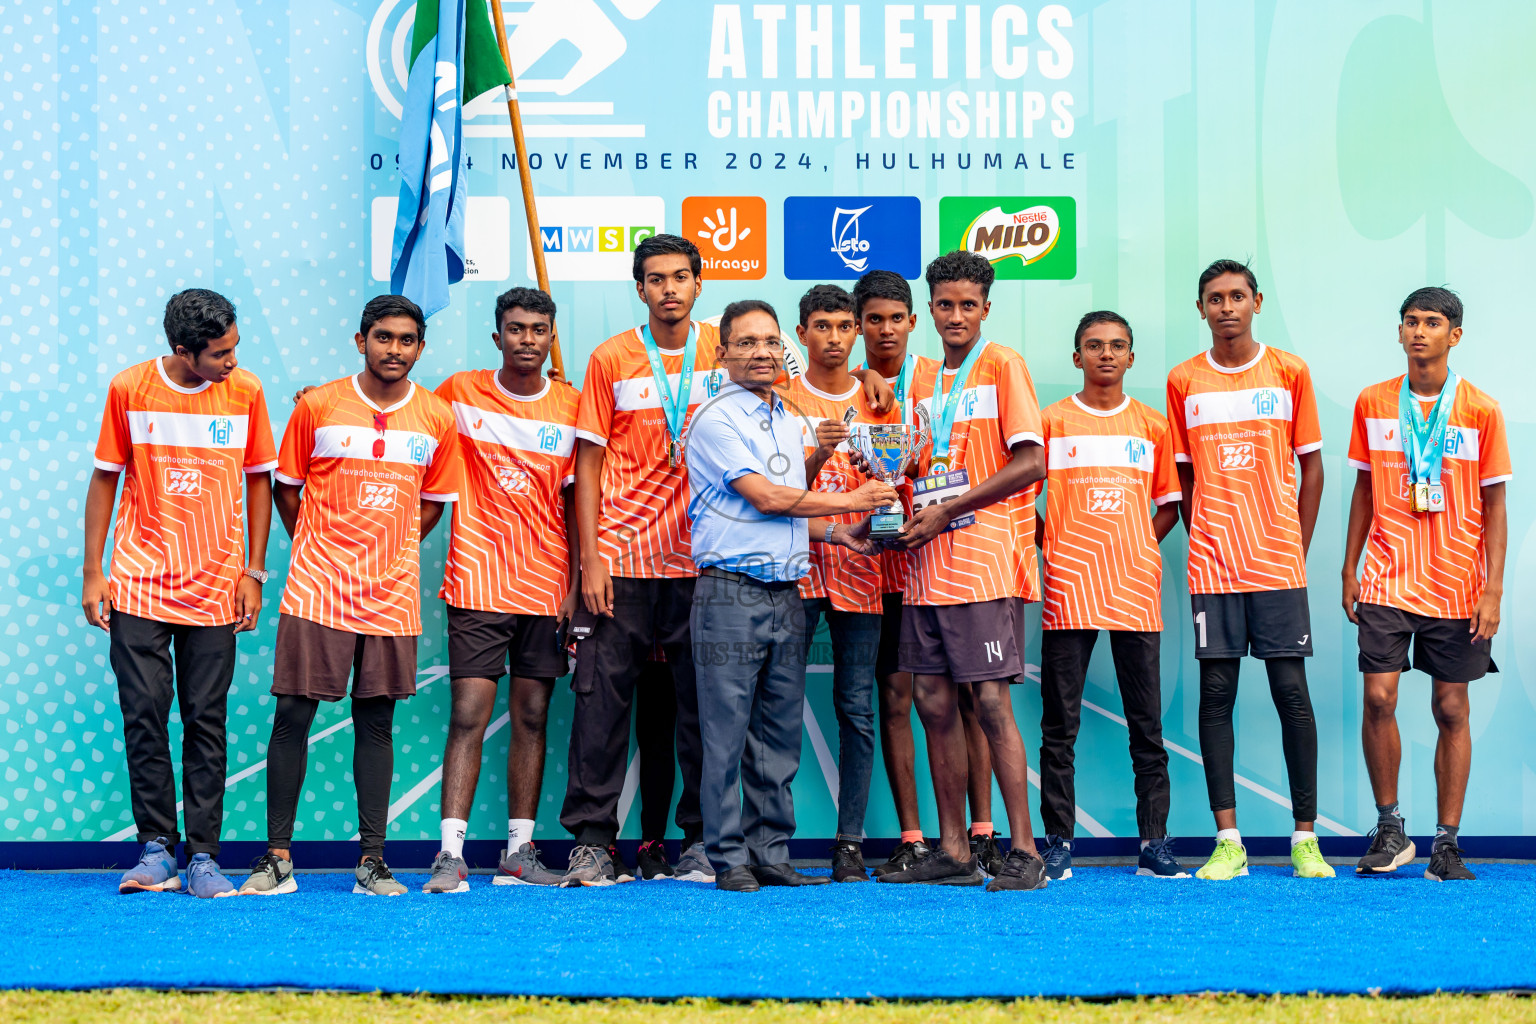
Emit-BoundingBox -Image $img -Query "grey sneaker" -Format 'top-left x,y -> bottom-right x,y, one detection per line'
353,856 -> 407,896
422,851 -> 469,893
493,842 -> 565,886
238,852 -> 297,895
674,840 -> 716,883
563,843 -> 621,887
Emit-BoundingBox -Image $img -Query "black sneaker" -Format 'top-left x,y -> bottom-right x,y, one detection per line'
970,831 -> 1004,878
876,846 -> 984,886
830,841 -> 868,882
871,839 -> 928,877
636,840 -> 674,880
1424,841 -> 1476,881
1356,821 -> 1416,875
607,844 -> 635,883
986,847 -> 1048,892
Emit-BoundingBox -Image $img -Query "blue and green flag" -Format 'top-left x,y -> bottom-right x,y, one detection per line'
390,0 -> 511,318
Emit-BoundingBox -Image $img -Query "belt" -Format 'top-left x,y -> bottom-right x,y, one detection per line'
700,565 -> 799,591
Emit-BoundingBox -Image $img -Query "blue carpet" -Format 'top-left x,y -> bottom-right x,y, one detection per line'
4,865 -> 1535,997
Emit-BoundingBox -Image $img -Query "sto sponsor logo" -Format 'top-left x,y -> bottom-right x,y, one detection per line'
162,467 -> 203,496
682,197 -> 767,280
494,464 -> 532,495
782,196 -> 920,280
358,481 -> 399,510
527,196 -> 666,282
1087,487 -> 1124,514
1218,443 -> 1255,470
939,196 -> 1076,280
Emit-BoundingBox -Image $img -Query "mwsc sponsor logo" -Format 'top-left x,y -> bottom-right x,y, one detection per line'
526,195 -> 665,281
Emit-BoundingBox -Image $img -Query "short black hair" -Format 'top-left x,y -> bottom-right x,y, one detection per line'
925,250 -> 995,298
1074,310 -> 1134,351
1197,258 -> 1258,300
1399,286 -> 1463,329
798,284 -> 854,327
632,233 -> 702,282
852,270 -> 912,318
163,288 -> 237,357
495,287 -> 557,331
360,294 -> 426,339
719,299 -> 779,344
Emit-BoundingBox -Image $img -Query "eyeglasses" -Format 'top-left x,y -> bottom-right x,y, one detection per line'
1079,339 -> 1131,355
373,413 -> 387,459
726,336 -> 785,354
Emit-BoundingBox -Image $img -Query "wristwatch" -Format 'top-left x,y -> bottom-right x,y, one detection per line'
823,524 -> 836,544
243,568 -> 269,585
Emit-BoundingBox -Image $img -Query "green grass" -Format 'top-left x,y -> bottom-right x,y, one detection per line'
0,992 -> 1532,1024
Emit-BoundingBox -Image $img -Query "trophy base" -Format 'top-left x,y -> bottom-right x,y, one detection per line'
869,511 -> 907,540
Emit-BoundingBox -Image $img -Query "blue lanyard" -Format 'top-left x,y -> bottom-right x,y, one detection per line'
640,323 -> 697,446
1399,372 -> 1458,486
931,339 -> 989,460
857,353 -> 917,420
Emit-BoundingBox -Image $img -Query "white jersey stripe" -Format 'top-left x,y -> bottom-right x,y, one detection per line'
453,402 -> 576,457
127,410 -> 249,449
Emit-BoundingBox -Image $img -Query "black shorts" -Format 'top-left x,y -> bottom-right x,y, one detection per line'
897,597 -> 1027,684
447,606 -> 569,681
1191,588 -> 1312,659
876,592 -> 904,680
1355,602 -> 1496,683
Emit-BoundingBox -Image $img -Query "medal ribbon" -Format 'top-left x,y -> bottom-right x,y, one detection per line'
1399,372 -> 1458,487
930,339 -> 990,462
640,323 -> 697,457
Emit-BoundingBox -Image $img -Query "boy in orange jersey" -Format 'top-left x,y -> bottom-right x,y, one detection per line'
878,250 -> 1048,892
85,288 -> 276,898
851,270 -> 1001,878
240,294 -> 460,897
786,284 -> 900,882
422,288 -> 577,893
1034,311 -> 1186,881
562,236 -> 889,885
1344,287 -> 1508,882
1167,259 -> 1331,881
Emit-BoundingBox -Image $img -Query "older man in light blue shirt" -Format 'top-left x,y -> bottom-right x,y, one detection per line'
684,299 -> 896,892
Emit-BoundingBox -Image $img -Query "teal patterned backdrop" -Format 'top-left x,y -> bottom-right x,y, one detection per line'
1,0 -> 1534,849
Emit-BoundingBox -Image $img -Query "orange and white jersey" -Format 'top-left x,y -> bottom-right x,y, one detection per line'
575,322 -> 721,579
437,371 -> 579,617
1166,344 -> 1323,595
906,342 -> 1045,607
1040,396 -> 1181,632
784,376 -> 900,614
1348,376 -> 1511,619
276,375 -> 460,636
93,358 -> 278,627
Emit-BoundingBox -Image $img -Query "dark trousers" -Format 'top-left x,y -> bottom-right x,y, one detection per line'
635,659 -> 677,841
801,598 -> 879,843
265,694 -> 397,858
561,576 -> 702,847
1198,656 -> 1317,821
108,611 -> 237,855
692,574 -> 810,873
1038,628 -> 1171,840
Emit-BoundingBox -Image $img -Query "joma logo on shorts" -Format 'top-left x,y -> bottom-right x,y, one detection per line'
1218,443 -> 1255,470
162,468 -> 202,496
1088,487 -> 1123,513
357,482 -> 398,510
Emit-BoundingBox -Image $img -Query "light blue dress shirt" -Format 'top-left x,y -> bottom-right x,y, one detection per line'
685,380 -> 811,583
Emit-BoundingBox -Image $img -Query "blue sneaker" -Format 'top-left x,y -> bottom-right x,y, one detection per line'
1136,836 -> 1190,878
186,853 -> 237,898
1040,834 -> 1073,880
119,837 -> 181,894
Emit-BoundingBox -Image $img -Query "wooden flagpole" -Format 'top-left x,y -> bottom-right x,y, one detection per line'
487,0 -> 565,378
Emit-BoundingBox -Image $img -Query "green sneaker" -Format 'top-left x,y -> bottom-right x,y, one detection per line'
1195,838 -> 1248,880
1291,837 -> 1336,878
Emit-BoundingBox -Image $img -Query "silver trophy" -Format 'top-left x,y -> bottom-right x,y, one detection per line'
851,404 -> 932,540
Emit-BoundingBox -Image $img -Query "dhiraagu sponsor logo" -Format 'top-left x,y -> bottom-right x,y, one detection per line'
939,196 -> 1076,279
